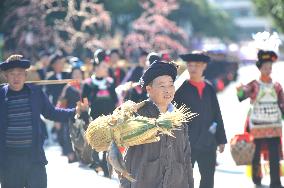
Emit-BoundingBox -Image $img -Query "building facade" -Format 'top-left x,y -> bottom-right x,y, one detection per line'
209,0 -> 272,40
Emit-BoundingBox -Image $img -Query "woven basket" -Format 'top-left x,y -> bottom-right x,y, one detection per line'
230,133 -> 255,166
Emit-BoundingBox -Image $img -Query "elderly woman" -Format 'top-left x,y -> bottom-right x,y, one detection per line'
120,60 -> 194,188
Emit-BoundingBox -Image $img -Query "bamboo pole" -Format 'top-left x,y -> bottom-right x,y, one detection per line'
24,79 -> 79,85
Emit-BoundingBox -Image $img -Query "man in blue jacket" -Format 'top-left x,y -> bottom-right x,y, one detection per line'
0,54 -> 87,188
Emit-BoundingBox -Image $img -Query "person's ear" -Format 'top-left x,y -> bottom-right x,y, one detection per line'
3,71 -> 8,79
203,63 -> 207,70
145,85 -> 151,93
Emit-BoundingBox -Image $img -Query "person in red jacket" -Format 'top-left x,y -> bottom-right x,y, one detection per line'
174,51 -> 227,188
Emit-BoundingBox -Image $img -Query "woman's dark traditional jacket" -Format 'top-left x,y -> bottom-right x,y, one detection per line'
174,80 -> 227,152
120,100 -> 194,188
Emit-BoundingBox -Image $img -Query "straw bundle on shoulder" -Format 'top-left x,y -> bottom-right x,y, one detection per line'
85,101 -> 197,152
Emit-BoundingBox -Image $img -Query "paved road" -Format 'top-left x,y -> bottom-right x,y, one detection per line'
2,64 -> 282,188
45,145 -> 276,188
45,63 -> 284,188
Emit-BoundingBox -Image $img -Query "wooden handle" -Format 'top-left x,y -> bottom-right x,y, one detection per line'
24,79 -> 79,85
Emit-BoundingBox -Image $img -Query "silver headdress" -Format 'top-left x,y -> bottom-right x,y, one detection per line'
252,31 -> 282,52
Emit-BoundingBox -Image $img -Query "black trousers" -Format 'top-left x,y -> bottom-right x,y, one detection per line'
1,153 -> 47,188
57,124 -> 65,149
191,149 -> 216,188
252,137 -> 281,186
91,151 -> 109,177
62,122 -> 74,156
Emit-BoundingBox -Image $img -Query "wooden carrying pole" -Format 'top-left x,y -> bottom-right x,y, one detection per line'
24,79 -> 79,85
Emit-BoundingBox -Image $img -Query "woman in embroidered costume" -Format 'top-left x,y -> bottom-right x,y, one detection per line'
237,49 -> 284,188
57,58 -> 85,163
82,49 -> 118,177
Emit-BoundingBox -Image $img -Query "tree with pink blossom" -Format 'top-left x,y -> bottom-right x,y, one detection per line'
123,0 -> 188,59
1,0 -> 111,60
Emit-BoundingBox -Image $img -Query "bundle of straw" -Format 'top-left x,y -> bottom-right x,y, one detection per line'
85,101 -> 197,152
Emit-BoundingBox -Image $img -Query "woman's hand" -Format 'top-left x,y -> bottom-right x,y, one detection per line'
76,98 -> 89,115
218,144 -> 225,153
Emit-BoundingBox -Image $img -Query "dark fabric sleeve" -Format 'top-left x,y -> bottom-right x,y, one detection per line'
275,82 -> 284,116
79,111 -> 91,126
128,68 -> 140,82
125,67 -> 137,82
120,101 -> 159,188
119,149 -> 132,188
120,69 -> 126,83
173,84 -> 184,108
82,82 -> 99,102
211,88 -> 227,145
65,86 -> 73,101
57,85 -> 69,105
45,74 -> 67,105
108,82 -> 118,105
81,83 -> 90,99
61,85 -> 69,99
41,89 -> 76,122
183,125 -> 194,187
45,75 -> 54,98
62,86 -> 75,108
0,165 -> 3,183
237,80 -> 256,102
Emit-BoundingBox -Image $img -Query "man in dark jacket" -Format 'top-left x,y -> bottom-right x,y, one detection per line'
124,51 -> 161,103
45,52 -> 70,105
174,52 -> 227,188
0,55 -> 87,188
107,48 -> 126,86
120,60 -> 194,188
45,52 -> 70,151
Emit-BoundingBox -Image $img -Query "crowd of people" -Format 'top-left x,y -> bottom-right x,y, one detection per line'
0,45 -> 283,188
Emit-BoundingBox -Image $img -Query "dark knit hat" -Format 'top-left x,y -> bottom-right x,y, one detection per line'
140,49 -> 149,57
179,52 -> 210,63
49,52 -> 65,66
93,49 -> 109,66
256,50 -> 278,68
0,55 -> 30,71
109,48 -> 120,56
146,52 -> 161,65
139,61 -> 178,89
